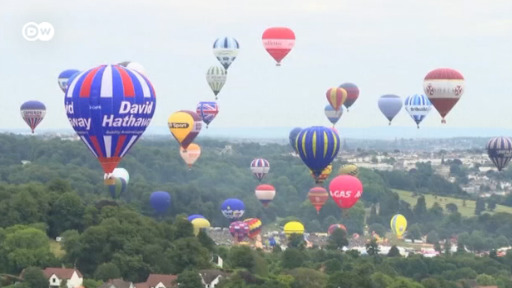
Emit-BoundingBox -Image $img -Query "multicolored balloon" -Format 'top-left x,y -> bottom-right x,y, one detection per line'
283,221 -> 304,237
196,101 -> 219,128
255,184 -> 276,207
150,191 -> 171,214
58,69 -> 80,93
339,83 -> 359,111
213,37 -> 239,70
180,143 -> 201,168
328,224 -> 347,235
338,164 -> 359,177
221,198 -> 245,220
296,126 -> 341,181
262,27 -> 295,66
308,186 -> 329,213
324,105 -> 343,126
289,127 -> 302,153
20,100 -> 46,133
168,110 -> 202,150
404,94 -> 432,128
250,158 -> 270,181
423,68 -> 464,124
310,164 -> 333,185
206,66 -> 227,99
65,64 -> 156,174
104,167 -> 129,199
378,94 -> 402,125
329,175 -> 363,210
229,221 -> 250,242
487,137 -> 512,171
244,218 -> 262,239
390,214 -> 407,238
191,218 -> 211,236
187,214 -> 205,222
326,87 -> 347,111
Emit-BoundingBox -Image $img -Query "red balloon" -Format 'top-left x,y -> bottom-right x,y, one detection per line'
328,175 -> 363,209
308,186 -> 329,213
262,27 -> 295,66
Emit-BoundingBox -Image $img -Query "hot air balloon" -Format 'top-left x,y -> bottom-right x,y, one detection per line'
326,87 -> 347,111
196,101 -> 219,128
213,37 -> 239,70
296,126 -> 341,182
187,214 -> 205,222
378,94 -> 403,125
191,217 -> 211,236
283,221 -> 304,237
168,110 -> 202,151
118,61 -> 147,76
308,186 -> 329,213
289,127 -> 302,153
328,224 -> 347,235
58,69 -> 80,93
487,137 -> 512,171
180,143 -> 201,168
206,66 -> 227,99
262,27 -> 295,66
329,175 -> 363,210
20,101 -> 46,133
339,83 -> 359,111
250,158 -> 270,181
404,94 -> 432,128
65,64 -> 156,178
390,214 -> 407,238
423,68 -> 464,124
150,191 -> 171,214
221,198 -> 245,220
244,218 -> 262,239
338,164 -> 359,177
324,105 -> 343,126
255,184 -> 276,207
310,164 -> 333,185
104,167 -> 129,199
229,221 -> 250,242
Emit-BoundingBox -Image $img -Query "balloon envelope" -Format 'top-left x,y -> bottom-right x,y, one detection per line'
250,158 -> 270,181
65,64 -> 156,174
58,69 -> 80,93
378,94 -> 402,125
487,137 -> 512,171
324,105 -> 343,126
221,198 -> 245,220
20,100 -> 46,133
326,87 -> 347,111
168,110 -> 202,150
338,164 -> 359,177
284,221 -> 304,237
188,214 -> 205,222
191,218 -> 211,236
423,68 -> 464,123
262,27 -> 295,66
244,218 -> 262,239
289,127 -> 302,153
255,184 -> 276,207
404,94 -> 431,128
196,101 -> 219,127
180,143 -> 201,168
308,186 -> 329,213
213,37 -> 239,70
390,214 -> 407,238
118,61 -> 147,76
329,175 -> 363,209
229,221 -> 250,242
310,164 -> 332,184
104,167 -> 129,199
339,83 -> 359,110
205,66 -> 227,98
150,191 -> 171,213
328,224 -> 347,235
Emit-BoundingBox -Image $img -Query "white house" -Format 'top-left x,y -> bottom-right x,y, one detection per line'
43,267 -> 83,288
199,270 -> 227,288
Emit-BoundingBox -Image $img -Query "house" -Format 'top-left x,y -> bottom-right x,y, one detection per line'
43,267 -> 83,288
99,279 -> 135,288
139,274 -> 178,288
199,269 -> 227,288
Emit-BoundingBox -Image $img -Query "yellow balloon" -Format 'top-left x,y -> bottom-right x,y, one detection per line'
390,214 -> 407,238
180,143 -> 201,168
191,217 -> 211,236
338,163 -> 358,176
168,111 -> 201,149
284,221 -> 305,237
311,164 -> 332,184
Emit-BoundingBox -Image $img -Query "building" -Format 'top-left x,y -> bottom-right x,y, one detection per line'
43,267 -> 83,288
99,279 -> 135,288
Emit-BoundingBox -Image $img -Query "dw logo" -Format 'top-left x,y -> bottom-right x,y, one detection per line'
22,22 -> 54,41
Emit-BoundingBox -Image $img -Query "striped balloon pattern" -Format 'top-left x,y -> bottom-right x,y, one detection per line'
326,87 -> 347,111
289,127 -> 302,153
390,214 -> 407,238
487,136 -> 512,171
339,83 -> 359,111
254,184 -> 276,207
229,221 -> 249,242
20,100 -> 46,133
404,94 -> 431,128
205,66 -> 227,99
423,68 -> 464,123
296,126 -> 341,181
250,158 -> 270,181
308,186 -> 329,213
378,94 -> 402,125
243,218 -> 262,239
213,37 -> 239,70
324,105 -> 343,126
65,64 -> 156,174
196,101 -> 219,127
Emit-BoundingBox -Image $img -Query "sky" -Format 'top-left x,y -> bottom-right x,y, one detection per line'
2,0 -> 512,139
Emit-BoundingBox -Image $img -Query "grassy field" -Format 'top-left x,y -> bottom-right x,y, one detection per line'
393,189 -> 512,217
49,240 -> 65,258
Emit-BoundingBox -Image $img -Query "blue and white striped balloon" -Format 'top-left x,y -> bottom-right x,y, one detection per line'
324,105 -> 343,126
404,94 -> 432,128
213,37 -> 239,70
487,137 -> 512,171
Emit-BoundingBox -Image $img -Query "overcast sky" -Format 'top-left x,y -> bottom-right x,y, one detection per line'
2,0 -> 512,136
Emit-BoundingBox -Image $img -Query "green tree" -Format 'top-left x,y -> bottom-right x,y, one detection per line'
407,224 -> 422,241
282,248 -> 305,269
326,228 -> 348,250
475,198 -> 486,216
20,266 -> 48,288
228,246 -> 254,270
48,192 -> 85,238
287,268 -> 327,288
197,229 -> 216,252
388,245 -> 401,257
476,274 -> 496,286
366,238 -> 380,256
413,196 -> 427,218
370,272 -> 394,288
445,203 -> 458,213
426,231 -> 440,244
82,278 -> 103,288
93,262 -> 121,282
176,270 -> 202,288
